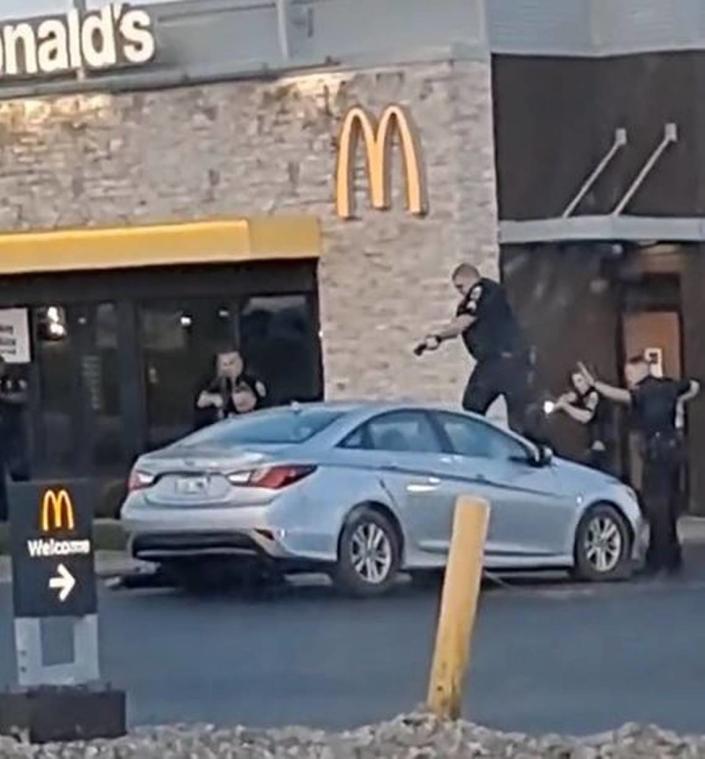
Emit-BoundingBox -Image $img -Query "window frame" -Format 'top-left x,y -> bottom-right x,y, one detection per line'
429,409 -> 533,462
339,409 -> 446,455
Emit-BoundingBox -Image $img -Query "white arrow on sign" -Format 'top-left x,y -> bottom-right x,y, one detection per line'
49,563 -> 76,602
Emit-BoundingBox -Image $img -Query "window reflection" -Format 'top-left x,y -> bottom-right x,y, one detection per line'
140,299 -> 235,449
240,295 -> 320,406
33,302 -> 123,476
36,306 -> 68,342
34,305 -> 74,472
77,303 -> 122,470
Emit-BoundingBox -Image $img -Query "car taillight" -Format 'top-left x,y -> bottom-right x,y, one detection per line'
227,465 -> 317,489
128,469 -> 156,492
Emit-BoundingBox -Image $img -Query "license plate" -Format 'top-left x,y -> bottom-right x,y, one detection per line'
176,476 -> 208,495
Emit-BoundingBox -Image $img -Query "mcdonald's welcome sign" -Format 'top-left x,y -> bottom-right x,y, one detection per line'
335,104 -> 429,220
9,482 -> 97,618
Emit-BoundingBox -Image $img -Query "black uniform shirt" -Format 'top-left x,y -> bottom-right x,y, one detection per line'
569,388 -> 611,448
630,376 -> 691,438
456,278 -> 523,361
194,373 -> 266,429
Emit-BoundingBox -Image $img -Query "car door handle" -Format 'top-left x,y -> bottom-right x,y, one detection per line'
406,477 -> 440,493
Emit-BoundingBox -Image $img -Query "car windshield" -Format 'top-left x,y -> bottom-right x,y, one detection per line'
176,408 -> 342,448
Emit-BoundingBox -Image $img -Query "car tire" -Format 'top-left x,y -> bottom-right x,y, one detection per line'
333,507 -> 401,597
572,504 -> 632,582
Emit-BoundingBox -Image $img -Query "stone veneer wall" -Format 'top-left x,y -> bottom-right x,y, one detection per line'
0,58 -> 498,403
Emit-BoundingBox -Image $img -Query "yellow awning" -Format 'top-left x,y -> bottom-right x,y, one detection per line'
0,215 -> 321,275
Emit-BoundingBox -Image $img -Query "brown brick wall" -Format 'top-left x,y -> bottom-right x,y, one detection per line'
0,58 -> 498,402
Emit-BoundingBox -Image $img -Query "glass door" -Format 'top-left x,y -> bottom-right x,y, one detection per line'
32,302 -> 124,477
138,298 -> 237,450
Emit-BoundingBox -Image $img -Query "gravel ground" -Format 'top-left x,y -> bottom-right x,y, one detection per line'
2,712 -> 705,757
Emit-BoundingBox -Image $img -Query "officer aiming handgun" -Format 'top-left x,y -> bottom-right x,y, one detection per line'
578,356 -> 699,575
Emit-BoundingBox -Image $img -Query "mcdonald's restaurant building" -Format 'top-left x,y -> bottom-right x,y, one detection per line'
0,1 -> 497,515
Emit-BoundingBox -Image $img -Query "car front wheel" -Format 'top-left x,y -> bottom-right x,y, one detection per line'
333,507 -> 401,597
573,504 -> 632,582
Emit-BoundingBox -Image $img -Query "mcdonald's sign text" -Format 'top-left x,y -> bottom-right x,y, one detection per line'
335,104 -> 429,220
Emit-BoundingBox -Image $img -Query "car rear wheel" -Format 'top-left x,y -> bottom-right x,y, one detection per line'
573,504 -> 632,582
333,507 -> 401,597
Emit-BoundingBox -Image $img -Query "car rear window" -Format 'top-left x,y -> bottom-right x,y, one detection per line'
177,408 -> 342,447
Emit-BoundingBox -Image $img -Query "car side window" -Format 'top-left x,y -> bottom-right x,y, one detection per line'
435,412 -> 527,461
341,411 -> 442,454
340,426 -> 366,449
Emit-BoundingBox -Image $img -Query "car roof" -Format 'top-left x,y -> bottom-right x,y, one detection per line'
273,399 -> 504,418
261,400 -> 524,443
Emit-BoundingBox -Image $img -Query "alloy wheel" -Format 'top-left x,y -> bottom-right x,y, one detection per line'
350,522 -> 393,584
583,515 -> 623,574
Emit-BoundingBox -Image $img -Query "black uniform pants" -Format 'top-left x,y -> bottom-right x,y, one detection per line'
587,444 -> 611,474
641,435 -> 682,573
462,354 -> 541,441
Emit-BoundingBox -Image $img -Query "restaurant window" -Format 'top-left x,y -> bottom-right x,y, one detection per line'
33,302 -> 123,476
139,299 -> 236,449
239,294 -> 321,406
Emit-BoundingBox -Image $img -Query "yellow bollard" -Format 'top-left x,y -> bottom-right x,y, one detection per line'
426,496 -> 490,720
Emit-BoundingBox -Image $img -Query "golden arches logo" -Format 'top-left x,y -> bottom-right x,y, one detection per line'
40,489 -> 75,533
335,104 -> 428,220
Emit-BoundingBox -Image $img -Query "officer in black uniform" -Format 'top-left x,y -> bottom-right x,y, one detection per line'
553,369 -> 614,473
0,357 -> 28,519
580,356 -> 700,575
194,350 -> 267,429
415,263 -> 535,437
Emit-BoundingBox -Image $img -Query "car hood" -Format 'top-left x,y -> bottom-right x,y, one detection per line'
136,443 -> 293,474
552,456 -> 625,491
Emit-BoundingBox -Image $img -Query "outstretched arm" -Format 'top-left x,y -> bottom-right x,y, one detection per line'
578,363 -> 632,405
435,314 -> 474,341
556,393 -> 594,424
196,391 -> 222,409
593,380 -> 632,405
558,402 -> 593,424
415,314 -> 473,354
679,379 -> 700,403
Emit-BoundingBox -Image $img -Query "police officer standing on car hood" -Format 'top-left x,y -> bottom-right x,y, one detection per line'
579,356 -> 700,575
414,263 -> 538,439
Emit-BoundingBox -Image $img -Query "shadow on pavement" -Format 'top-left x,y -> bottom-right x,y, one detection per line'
104,544 -> 705,604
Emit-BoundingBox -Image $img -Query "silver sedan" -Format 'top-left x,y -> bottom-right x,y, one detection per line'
120,402 -> 643,596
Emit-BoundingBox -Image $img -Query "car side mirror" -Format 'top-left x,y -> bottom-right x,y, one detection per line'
533,444 -> 553,467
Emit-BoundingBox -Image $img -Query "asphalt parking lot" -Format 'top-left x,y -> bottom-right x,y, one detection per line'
2,544 -> 705,736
